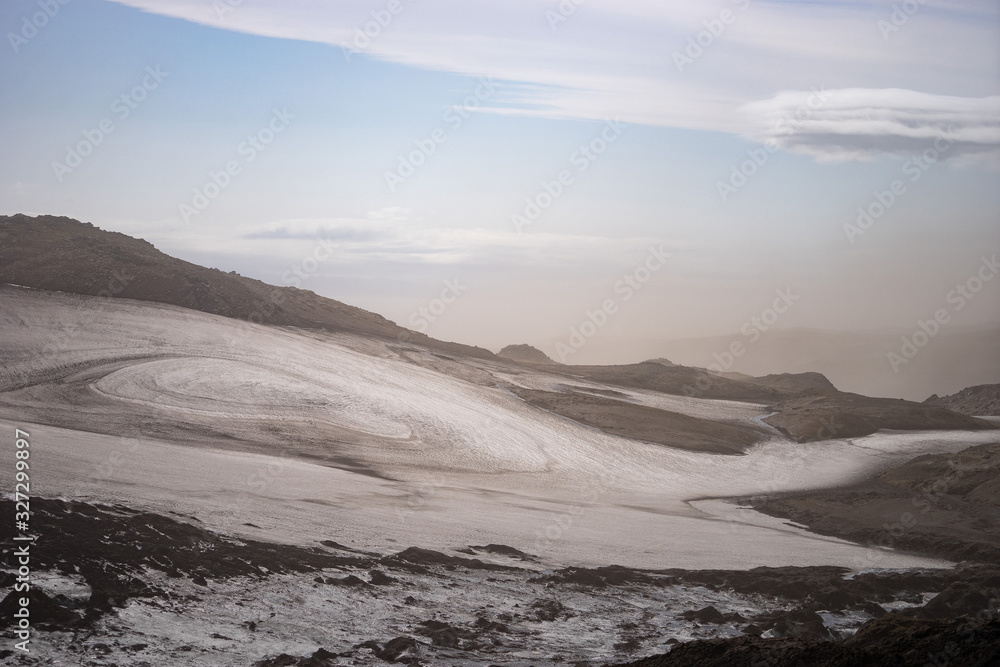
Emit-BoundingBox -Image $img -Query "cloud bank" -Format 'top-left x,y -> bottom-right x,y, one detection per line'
108,0 -> 1000,153
740,88 -> 1000,162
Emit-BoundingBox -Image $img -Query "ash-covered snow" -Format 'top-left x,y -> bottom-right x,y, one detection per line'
2,286 -> 992,571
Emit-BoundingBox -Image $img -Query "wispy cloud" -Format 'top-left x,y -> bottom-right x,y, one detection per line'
234,217 -> 674,266
107,0 -> 1000,140
741,88 -> 1000,162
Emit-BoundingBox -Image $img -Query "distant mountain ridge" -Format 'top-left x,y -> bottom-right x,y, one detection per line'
498,344 -> 556,365
925,384 -> 1000,417
646,327 -> 1000,401
539,361 -> 819,403
745,372 -> 836,395
0,214 -> 496,360
763,391 -> 995,443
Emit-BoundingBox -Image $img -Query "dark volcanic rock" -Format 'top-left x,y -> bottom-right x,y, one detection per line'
356,636 -> 421,662
609,613 -> 1000,667
0,588 -> 82,629
327,575 -> 367,587
318,540 -> 377,556
918,582 -> 1000,619
382,636 -> 420,662
413,614 -> 510,650
805,586 -> 860,612
468,544 -> 537,561
415,619 -> 477,648
381,547 -> 516,574
368,570 -> 396,586
253,648 -> 341,666
474,614 -> 511,634
680,606 -> 744,625
530,597 -> 571,622
665,566 -> 850,601
253,655 -> 302,667
767,607 -> 837,640
0,498 -> 367,624
539,565 -> 670,589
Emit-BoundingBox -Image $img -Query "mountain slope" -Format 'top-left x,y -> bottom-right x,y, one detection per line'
650,327 -> 1000,401
498,344 -> 557,365
745,372 -> 836,395
763,391 -> 995,442
549,361 -> 792,402
924,384 -> 1000,417
0,214 -> 495,360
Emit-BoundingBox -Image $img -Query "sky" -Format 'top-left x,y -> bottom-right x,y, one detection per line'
1,0 -> 998,367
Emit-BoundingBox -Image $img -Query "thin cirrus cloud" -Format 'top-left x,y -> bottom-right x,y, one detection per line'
740,88 -> 1000,163
236,216 -> 673,266
107,0 -> 1000,160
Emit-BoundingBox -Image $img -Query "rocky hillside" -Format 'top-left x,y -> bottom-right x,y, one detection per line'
763,390 -> 996,442
744,372 -> 836,395
497,344 -> 556,364
749,442 -> 1000,563
925,383 -> 1000,416
0,214 -> 495,360
550,362 -> 796,402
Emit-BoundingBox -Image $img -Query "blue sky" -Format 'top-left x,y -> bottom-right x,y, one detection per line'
1,0 -> 998,362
